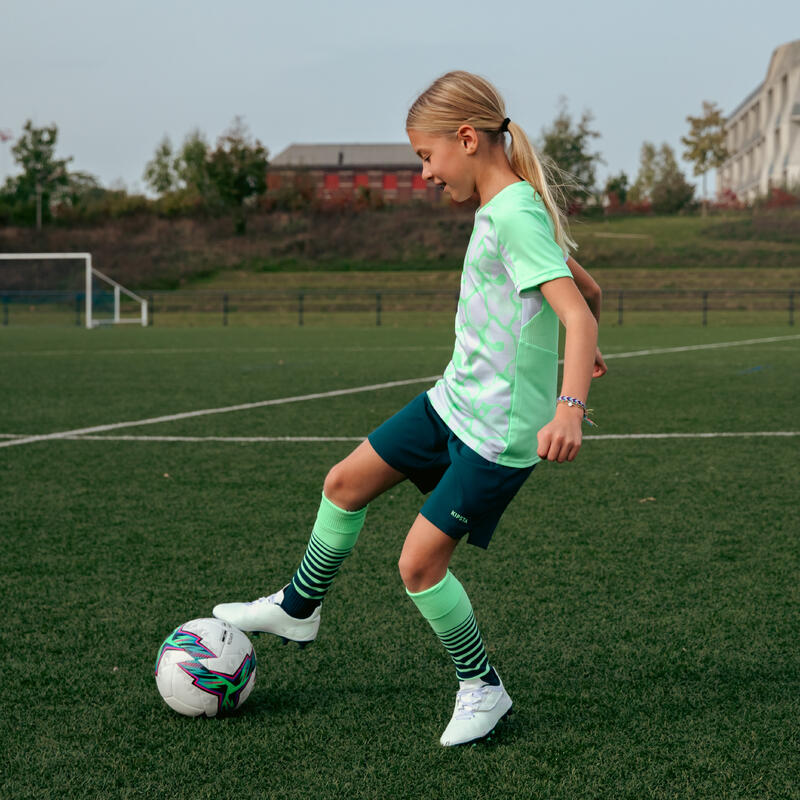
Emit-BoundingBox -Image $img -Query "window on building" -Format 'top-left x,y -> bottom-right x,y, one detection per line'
781,74 -> 788,108
382,173 -> 398,190
767,88 -> 773,120
354,173 -> 369,188
412,174 -> 427,190
324,173 -> 340,190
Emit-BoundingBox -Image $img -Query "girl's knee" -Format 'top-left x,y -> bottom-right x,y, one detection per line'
398,551 -> 441,593
397,551 -> 419,591
323,462 -> 359,510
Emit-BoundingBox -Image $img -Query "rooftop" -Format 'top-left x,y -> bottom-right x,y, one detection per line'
726,39 -> 800,122
271,143 -> 419,169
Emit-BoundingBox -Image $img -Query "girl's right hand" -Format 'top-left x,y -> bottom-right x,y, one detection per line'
536,404 -> 584,463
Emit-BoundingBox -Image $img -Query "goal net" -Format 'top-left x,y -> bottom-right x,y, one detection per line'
0,252 -> 148,328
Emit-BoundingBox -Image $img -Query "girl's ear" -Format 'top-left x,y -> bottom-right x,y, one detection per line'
456,125 -> 479,155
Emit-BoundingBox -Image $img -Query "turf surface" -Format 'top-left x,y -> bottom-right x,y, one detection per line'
1,323 -> 798,799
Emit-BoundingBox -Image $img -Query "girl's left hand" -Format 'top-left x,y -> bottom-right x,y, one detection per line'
593,347 -> 608,378
537,407 -> 583,462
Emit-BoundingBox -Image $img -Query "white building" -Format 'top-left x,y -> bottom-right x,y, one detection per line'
717,40 -> 800,202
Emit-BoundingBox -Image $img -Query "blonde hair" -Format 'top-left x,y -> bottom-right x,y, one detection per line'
406,70 -> 576,254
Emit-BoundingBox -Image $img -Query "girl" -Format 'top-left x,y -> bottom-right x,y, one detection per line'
214,71 -> 604,747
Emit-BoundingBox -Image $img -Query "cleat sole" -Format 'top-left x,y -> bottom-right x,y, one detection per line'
454,707 -> 513,747
276,634 -> 313,648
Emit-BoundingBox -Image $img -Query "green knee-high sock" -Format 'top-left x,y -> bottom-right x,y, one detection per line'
407,570 -> 491,682
281,493 -> 367,617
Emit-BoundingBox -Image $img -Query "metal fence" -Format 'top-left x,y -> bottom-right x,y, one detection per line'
1,287 -> 797,327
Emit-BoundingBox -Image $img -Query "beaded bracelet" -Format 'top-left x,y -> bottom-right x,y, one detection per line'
557,395 -> 597,427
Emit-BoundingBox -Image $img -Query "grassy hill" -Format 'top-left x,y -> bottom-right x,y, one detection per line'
1,207 -> 799,292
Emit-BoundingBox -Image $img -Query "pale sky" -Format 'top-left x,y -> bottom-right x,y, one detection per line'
1,0 -> 796,195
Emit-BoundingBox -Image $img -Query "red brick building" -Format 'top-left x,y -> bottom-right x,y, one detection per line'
268,143 -> 444,204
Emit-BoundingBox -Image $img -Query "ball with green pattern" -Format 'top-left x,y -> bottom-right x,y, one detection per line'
155,618 -> 257,717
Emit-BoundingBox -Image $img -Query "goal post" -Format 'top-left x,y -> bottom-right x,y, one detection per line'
0,252 -> 148,328
87,262 -> 149,329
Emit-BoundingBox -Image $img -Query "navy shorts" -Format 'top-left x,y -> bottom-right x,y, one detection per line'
367,392 -> 535,549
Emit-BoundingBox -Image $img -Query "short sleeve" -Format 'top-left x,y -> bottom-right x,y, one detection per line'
491,204 -> 571,293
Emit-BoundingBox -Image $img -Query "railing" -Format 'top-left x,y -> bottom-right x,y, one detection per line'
146,289 -> 461,327
609,288 -> 796,327
0,288 -> 797,327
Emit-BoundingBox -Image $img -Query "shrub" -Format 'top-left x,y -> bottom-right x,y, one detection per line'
712,188 -> 743,211
764,187 -> 799,209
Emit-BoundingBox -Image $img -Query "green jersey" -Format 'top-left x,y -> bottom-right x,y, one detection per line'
428,181 -> 572,467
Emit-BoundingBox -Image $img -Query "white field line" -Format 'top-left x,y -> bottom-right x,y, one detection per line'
598,334 -> 800,362
584,431 -> 799,440
4,334 -> 798,361
0,432 -> 797,444
0,345 -> 454,358
1,334 -> 797,450
0,375 -> 440,450
53,431 -> 800,442
69,435 -> 366,443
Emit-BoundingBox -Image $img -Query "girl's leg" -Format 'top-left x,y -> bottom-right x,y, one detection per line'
400,516 -> 511,746
398,515 -> 458,593
279,440 -> 405,617
322,438 -> 407,510
400,516 -> 492,682
213,440 -> 404,637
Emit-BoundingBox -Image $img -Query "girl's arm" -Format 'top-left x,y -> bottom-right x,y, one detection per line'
537,276 -> 598,463
566,256 -> 607,378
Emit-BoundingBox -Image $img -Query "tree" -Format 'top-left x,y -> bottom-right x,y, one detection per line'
650,144 -> 695,213
175,129 -> 211,199
143,129 -> 213,215
681,101 -> 728,216
629,141 -> 694,213
8,120 -> 72,228
55,170 -> 103,209
206,117 -> 268,233
628,142 -> 657,204
539,97 -> 603,206
143,135 -> 178,195
604,171 -> 629,207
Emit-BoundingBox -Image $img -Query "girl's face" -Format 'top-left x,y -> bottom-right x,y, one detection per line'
407,128 -> 478,203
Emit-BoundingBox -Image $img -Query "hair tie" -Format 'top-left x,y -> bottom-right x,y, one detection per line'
499,117 -> 511,133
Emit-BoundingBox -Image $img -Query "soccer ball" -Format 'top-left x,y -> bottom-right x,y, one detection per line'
154,617 -> 257,717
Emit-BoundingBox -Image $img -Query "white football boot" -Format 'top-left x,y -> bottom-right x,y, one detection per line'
439,671 -> 513,747
212,587 -> 320,647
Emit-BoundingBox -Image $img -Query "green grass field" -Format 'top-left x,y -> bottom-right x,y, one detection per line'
1,322 -> 798,799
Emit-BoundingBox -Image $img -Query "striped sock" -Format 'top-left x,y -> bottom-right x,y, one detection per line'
406,570 -> 491,681
280,493 -> 367,618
